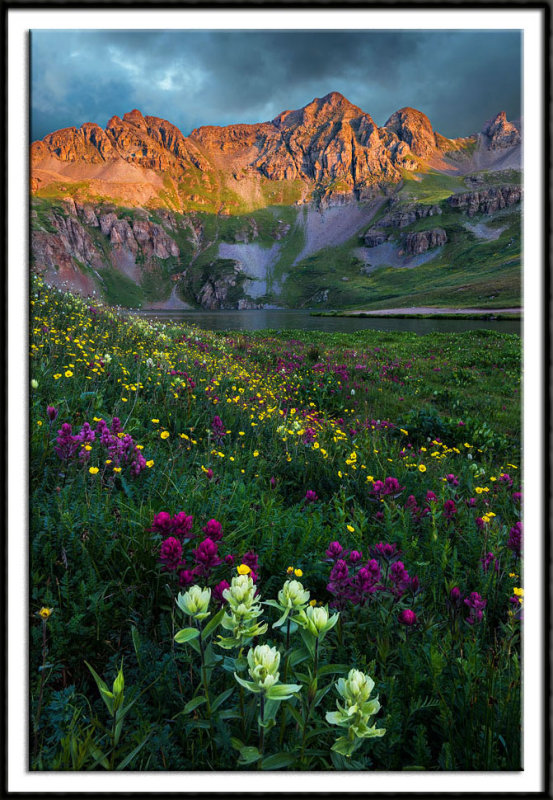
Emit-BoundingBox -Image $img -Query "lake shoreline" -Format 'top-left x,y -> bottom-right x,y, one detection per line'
312,307 -> 522,320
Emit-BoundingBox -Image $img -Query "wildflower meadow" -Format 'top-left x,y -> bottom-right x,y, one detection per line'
30,274 -> 522,771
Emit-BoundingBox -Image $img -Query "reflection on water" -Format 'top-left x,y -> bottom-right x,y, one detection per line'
132,309 -> 521,336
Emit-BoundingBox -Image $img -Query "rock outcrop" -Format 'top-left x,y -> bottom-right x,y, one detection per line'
363,229 -> 388,247
377,203 -> 442,229
404,228 -> 447,254
196,263 -> 245,309
448,186 -> 522,216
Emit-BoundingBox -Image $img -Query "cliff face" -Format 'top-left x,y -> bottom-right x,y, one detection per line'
448,186 -> 522,216
404,228 -> 447,254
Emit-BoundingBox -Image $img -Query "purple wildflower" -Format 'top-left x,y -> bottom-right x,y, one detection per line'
480,552 -> 498,574
192,538 -> 222,577
151,512 -> 174,535
372,542 -> 398,562
212,580 -> 230,608
464,592 -> 487,625
172,513 -> 195,540
443,500 -> 457,520
388,561 -> 411,597
178,569 -> 197,588
398,609 -> 417,626
160,537 -> 184,572
202,519 -> 223,542
450,586 -> 461,604
507,522 -> 522,557
54,423 -> 81,461
211,415 -> 226,442
325,541 -> 344,561
47,405 -> 58,422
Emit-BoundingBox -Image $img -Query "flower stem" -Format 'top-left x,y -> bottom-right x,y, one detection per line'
197,625 -> 212,718
259,694 -> 265,757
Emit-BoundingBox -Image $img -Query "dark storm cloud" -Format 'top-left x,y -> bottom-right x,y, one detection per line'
30,29 -> 521,141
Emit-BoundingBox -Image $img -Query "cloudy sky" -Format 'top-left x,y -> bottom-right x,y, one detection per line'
30,29 -> 521,142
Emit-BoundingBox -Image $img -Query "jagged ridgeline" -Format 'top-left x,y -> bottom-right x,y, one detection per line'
30,92 -> 522,309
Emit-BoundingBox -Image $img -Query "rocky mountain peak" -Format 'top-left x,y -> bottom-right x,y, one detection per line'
123,109 -> 148,129
273,91 -> 364,129
384,107 -> 437,158
481,111 -> 521,150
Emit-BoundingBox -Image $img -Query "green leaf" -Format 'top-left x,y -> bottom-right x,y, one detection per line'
217,636 -> 241,650
238,746 -> 262,765
221,656 -> 237,672
314,683 -> 334,708
211,687 -> 234,712
285,701 -> 304,728
234,673 -> 261,694
86,743 -> 110,770
317,663 -> 349,677
131,626 -> 141,669
331,736 -> 360,757
85,661 -> 114,716
262,698 -> 280,725
182,695 -> 207,714
188,719 -> 211,730
299,625 -> 315,657
289,647 -> 310,667
272,607 -> 291,628
265,682 -> 302,700
187,636 -> 201,654
201,607 -> 225,641
218,709 -> 242,720
115,735 -> 150,770
261,752 -> 297,770
174,627 -> 200,644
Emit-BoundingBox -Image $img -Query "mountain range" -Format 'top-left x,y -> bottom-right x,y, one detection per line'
30,92 -> 522,310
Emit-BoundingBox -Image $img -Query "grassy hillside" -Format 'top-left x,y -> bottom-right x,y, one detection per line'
31,167 -> 522,310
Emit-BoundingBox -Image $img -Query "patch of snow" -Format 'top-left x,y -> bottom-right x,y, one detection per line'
353,242 -> 442,272
464,222 -> 506,241
218,241 -> 282,298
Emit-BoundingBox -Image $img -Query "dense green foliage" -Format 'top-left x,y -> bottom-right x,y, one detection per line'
30,276 -> 522,771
